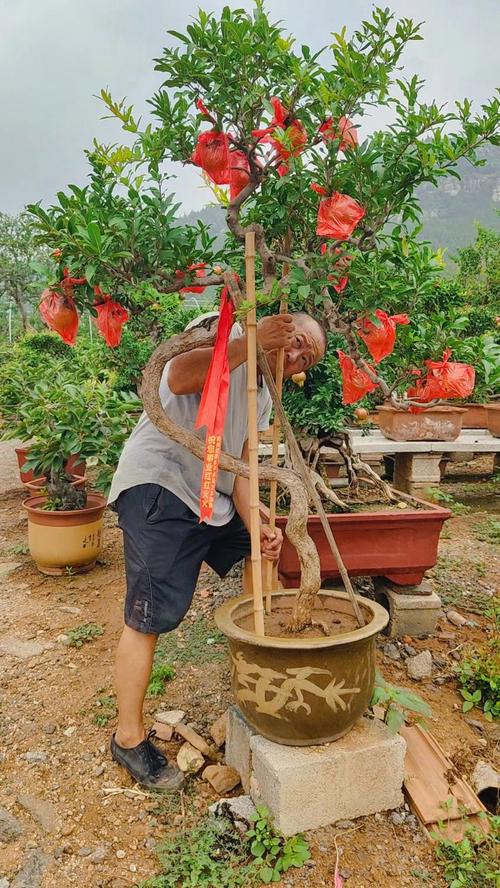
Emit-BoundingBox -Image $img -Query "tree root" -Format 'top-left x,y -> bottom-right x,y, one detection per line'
140,326 -> 322,629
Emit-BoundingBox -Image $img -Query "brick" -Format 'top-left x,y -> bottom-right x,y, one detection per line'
249,717 -> 405,835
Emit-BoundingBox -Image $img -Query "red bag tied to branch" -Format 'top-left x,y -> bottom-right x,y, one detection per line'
195,286 -> 234,521
357,309 -> 410,363
252,97 -> 307,176
93,286 -> 129,347
39,268 -> 86,346
229,150 -> 251,200
337,350 -> 378,405
177,263 -> 208,294
407,349 -> 475,405
319,116 -> 358,151
313,186 -> 365,240
191,130 -> 231,185
320,243 -> 352,293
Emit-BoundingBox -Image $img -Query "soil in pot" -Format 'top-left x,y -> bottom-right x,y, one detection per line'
216,589 -> 388,746
236,602 -> 359,638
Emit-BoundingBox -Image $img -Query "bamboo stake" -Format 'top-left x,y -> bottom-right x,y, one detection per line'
264,236 -> 290,612
245,231 -> 265,636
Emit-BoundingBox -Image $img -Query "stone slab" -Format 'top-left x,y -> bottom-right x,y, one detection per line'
226,707 -> 405,836
250,717 -> 406,835
394,453 -> 442,481
374,587 -> 442,638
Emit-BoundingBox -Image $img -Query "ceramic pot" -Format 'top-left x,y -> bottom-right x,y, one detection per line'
24,492 -> 106,575
487,404 -> 500,437
376,405 -> 466,442
461,403 -> 488,429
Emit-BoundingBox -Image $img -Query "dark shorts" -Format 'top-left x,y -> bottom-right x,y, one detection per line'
115,484 -> 250,635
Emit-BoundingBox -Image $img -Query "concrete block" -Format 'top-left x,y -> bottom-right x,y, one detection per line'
374,586 -> 442,637
394,453 -> 442,482
249,717 -> 405,835
393,476 -> 437,498
225,705 -> 256,793
375,578 -> 433,597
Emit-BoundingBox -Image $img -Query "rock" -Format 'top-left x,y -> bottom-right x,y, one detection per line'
0,561 -> 22,577
432,654 -> 448,669
144,837 -> 156,851
406,650 -> 432,681
0,637 -> 49,659
17,794 -> 58,833
209,795 -> 256,833
405,814 -> 419,830
202,764 -> 240,794
472,760 -> 500,795
383,643 -> 401,661
447,610 -> 466,628
93,764 -> 106,777
42,723 -> 56,735
176,742 -> 205,774
59,606 -> 81,615
89,846 -> 108,864
11,849 -> 48,888
336,820 -> 355,829
60,824 -> 73,837
155,709 -> 185,727
116,849 -> 126,859
63,726 -> 76,737
0,805 -> 23,842
21,751 -> 47,764
175,723 -> 212,757
390,811 -> 405,826
56,634 -> 69,644
403,644 -> 417,658
78,847 -> 92,857
209,712 -> 228,748
0,878 -> 9,888
151,722 -> 173,742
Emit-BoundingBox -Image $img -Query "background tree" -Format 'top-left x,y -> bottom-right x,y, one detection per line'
0,212 -> 48,333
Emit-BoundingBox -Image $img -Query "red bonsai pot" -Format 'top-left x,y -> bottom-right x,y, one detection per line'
461,403 -> 488,429
24,474 -> 87,493
15,446 -> 86,484
487,404 -> 500,437
376,405 -> 466,442
275,497 -> 451,587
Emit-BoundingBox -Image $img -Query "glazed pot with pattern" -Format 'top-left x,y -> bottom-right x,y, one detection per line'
215,590 -> 388,746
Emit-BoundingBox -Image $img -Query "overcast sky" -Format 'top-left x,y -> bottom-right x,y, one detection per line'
1,0 -> 499,216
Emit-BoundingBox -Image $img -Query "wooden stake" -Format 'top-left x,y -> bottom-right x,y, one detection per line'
245,231 -> 265,636
264,237 -> 290,613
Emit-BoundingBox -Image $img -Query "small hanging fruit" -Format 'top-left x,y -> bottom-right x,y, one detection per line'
291,371 -> 307,387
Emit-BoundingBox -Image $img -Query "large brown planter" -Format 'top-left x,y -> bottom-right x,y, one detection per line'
462,403 -> 488,429
215,590 -> 388,746
377,405 -> 466,441
24,492 -> 106,575
487,404 -> 500,437
275,497 -> 451,587
15,446 -> 86,484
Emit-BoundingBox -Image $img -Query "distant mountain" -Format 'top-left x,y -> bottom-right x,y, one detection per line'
178,148 -> 500,262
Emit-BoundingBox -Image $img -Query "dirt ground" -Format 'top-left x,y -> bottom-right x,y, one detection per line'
0,443 -> 498,888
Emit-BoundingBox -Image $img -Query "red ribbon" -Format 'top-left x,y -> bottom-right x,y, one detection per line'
195,286 -> 234,521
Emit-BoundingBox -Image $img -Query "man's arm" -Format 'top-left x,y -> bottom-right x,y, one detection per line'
167,315 -> 295,396
233,441 -> 283,563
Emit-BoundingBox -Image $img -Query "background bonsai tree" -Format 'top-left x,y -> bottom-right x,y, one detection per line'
26,3 -> 500,622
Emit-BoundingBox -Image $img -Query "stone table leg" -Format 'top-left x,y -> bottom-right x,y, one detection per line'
393,453 -> 443,497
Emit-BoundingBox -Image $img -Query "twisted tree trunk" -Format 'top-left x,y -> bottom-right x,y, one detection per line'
140,326 -> 322,629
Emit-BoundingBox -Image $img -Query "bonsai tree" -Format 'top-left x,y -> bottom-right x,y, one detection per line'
27,3 -> 500,622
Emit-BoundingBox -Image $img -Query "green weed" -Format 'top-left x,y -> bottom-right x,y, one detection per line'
426,487 -> 471,515
433,815 -> 500,886
154,617 -> 227,666
458,644 -> 500,721
65,623 -> 104,647
473,518 -> 500,545
370,670 -> 432,733
93,694 -> 117,727
147,663 -> 176,698
247,805 -> 310,883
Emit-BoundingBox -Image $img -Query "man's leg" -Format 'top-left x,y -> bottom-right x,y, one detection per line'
114,626 -> 157,748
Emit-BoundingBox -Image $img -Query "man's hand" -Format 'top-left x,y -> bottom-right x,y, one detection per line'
260,524 -> 283,562
257,314 -> 295,353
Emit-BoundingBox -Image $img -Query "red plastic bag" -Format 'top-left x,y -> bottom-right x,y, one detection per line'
407,350 -> 475,404
357,310 -> 410,363
191,130 -> 231,185
337,350 -> 378,404
319,116 -> 358,151
93,287 -> 129,348
39,288 -> 79,346
320,243 -> 352,293
314,187 -> 365,240
252,97 -> 307,176
229,150 -> 251,200
176,263 -> 208,294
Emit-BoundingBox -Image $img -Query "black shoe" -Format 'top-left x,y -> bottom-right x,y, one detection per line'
110,729 -> 185,791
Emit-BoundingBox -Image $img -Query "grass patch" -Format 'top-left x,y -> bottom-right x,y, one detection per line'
473,518 -> 500,545
431,557 -> 495,616
433,815 -> 500,886
147,663 -> 176,698
65,622 -> 104,647
155,617 -> 227,666
93,694 -> 117,727
426,488 -> 471,515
